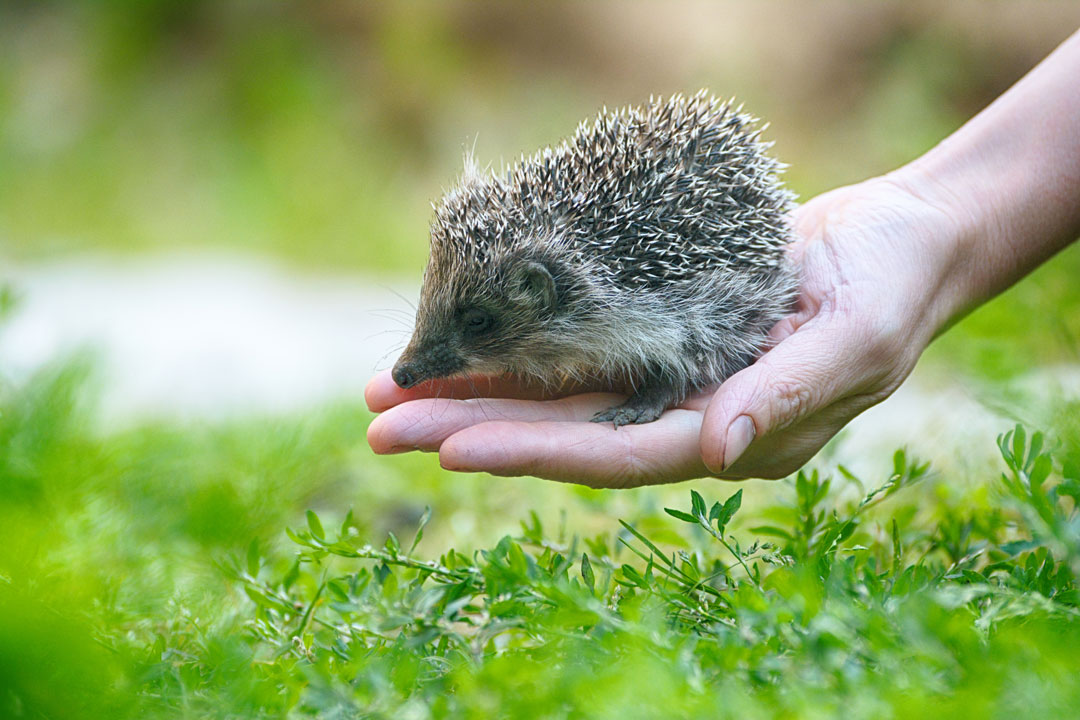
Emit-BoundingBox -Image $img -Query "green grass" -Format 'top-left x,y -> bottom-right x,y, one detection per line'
3,357 -> 1080,718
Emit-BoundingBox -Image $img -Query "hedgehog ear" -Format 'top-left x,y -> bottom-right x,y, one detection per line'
513,260 -> 558,312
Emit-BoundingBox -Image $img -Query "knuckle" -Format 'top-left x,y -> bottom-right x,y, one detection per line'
764,377 -> 816,429
858,311 -> 906,363
850,313 -> 918,391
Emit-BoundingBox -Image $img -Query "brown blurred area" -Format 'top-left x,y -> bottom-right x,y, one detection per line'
308,0 -> 1080,189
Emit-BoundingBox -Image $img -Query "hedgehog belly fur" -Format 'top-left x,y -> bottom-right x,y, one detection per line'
513,264 -> 797,405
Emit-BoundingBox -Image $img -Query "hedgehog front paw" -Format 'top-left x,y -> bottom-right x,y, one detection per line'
591,397 -> 669,428
591,382 -> 681,427
590,404 -> 664,428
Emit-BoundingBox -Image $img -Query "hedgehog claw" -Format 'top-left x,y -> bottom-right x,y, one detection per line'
591,401 -> 667,428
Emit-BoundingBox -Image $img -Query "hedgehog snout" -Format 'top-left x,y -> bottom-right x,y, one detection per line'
392,342 -> 466,389
391,363 -> 420,389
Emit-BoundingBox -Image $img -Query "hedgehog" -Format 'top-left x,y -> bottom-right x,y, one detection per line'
391,91 -> 797,427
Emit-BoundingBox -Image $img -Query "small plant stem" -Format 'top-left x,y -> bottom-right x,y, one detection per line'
718,536 -> 761,589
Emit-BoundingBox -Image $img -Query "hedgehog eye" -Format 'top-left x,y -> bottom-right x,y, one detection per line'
461,308 -> 493,336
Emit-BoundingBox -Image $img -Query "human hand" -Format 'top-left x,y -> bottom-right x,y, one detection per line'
366,177 -> 964,487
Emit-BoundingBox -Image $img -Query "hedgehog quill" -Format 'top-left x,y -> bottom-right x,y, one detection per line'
392,92 -> 797,427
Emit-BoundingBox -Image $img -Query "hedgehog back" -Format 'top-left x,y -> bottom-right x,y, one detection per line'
490,93 -> 793,291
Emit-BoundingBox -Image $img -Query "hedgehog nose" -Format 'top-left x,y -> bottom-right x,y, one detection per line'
392,364 -> 418,389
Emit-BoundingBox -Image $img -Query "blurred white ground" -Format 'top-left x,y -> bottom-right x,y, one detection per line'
0,252 -> 418,424
0,251 -> 1061,478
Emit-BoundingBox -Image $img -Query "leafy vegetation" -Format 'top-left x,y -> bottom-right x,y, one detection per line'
2,361 -> 1080,718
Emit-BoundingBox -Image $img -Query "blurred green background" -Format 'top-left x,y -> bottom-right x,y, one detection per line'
2,1 -> 1078,367
1,2 -> 1080,716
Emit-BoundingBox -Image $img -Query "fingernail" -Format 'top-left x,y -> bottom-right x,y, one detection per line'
722,415 -> 756,471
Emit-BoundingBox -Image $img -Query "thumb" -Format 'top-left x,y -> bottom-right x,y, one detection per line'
700,319 -> 865,474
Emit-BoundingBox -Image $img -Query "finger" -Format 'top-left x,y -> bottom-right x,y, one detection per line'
700,317 -> 870,474
765,300 -> 817,346
364,370 -> 589,412
366,392 -> 626,454
716,396 -> 871,480
439,410 -> 708,489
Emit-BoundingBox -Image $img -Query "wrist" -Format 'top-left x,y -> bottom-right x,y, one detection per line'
875,165 -> 980,341
884,28 -> 1080,336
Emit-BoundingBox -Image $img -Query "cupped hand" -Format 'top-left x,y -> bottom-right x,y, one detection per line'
366,177 -> 961,488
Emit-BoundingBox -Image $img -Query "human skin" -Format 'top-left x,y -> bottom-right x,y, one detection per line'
365,28 -> 1080,488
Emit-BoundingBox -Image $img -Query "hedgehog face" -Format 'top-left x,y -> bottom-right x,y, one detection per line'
392,255 -> 567,390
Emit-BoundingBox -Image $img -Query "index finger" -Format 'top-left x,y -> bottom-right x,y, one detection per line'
364,369 -> 589,412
